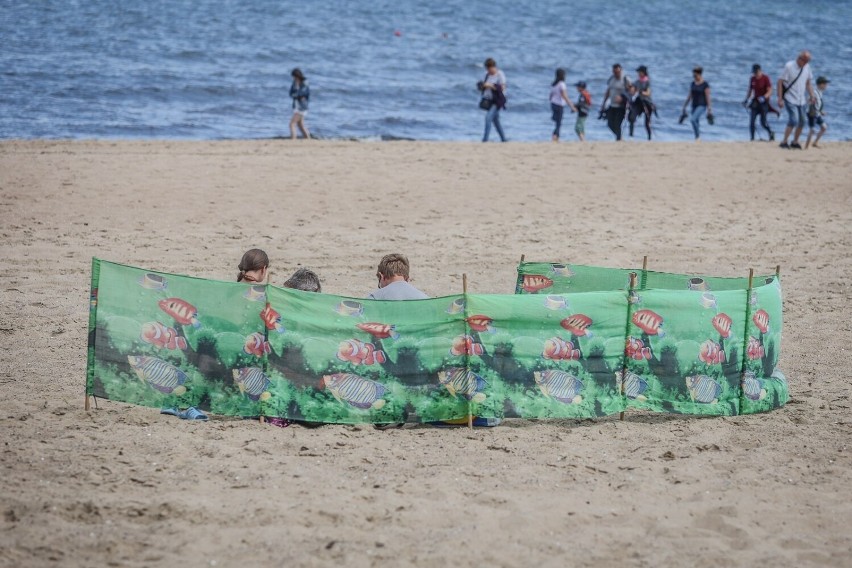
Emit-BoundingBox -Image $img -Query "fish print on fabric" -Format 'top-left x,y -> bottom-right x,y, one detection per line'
140,321 -> 187,350
742,371 -> 767,401
550,263 -> 575,277
521,274 -> 553,293
446,298 -> 465,315
752,309 -> 770,334
632,309 -> 665,337
625,337 -> 652,361
711,313 -> 733,338
534,370 -> 584,404
543,295 -> 570,311
233,367 -> 271,401
337,339 -> 386,365
746,336 -> 765,360
465,315 -> 495,333
138,273 -> 167,291
437,367 -> 487,402
698,340 -> 726,365
321,373 -> 387,410
127,355 -> 187,395
158,298 -> 201,328
450,335 -> 485,357
542,337 -> 580,360
685,375 -> 722,403
260,305 -> 285,333
699,292 -> 717,309
243,285 -> 266,302
335,300 -> 364,317
560,314 -> 593,337
243,332 -> 271,357
616,370 -> 648,401
356,322 -> 399,340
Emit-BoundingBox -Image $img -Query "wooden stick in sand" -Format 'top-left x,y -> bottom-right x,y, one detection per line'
775,265 -> 781,278
84,393 -> 90,411
738,269 -> 755,408
260,269 -> 272,425
620,271 -> 639,421
463,273 -> 473,430
520,254 -> 525,264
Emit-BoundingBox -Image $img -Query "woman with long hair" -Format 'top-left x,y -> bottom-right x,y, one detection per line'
549,68 -> 577,142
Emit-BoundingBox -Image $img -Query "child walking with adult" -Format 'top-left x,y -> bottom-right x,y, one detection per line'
681,67 -> 713,141
549,68 -> 577,142
805,76 -> 829,149
289,68 -> 311,140
478,58 -> 507,142
574,81 -> 592,142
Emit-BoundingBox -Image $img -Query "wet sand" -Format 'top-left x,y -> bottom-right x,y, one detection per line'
1,139 -> 851,567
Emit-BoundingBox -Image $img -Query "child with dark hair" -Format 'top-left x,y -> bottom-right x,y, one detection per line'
237,249 -> 269,283
283,268 -> 322,293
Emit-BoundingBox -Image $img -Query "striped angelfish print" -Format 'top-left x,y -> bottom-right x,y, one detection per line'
534,370 -> 584,404
617,370 -> 648,400
127,355 -> 187,395
742,372 -> 767,401
437,367 -> 487,403
323,373 -> 387,410
685,375 -> 722,403
233,367 -> 272,401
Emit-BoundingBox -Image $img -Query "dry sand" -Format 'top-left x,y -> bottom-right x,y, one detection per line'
1,139 -> 851,567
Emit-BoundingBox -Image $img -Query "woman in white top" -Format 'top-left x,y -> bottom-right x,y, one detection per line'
549,68 -> 577,142
479,58 -> 508,142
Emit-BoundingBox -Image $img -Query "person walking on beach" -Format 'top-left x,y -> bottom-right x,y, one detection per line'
599,63 -> 631,141
681,67 -> 713,141
574,81 -> 592,142
743,64 -> 775,141
478,58 -> 507,142
630,65 -> 655,140
805,76 -> 829,149
549,68 -> 576,142
777,50 -> 816,149
289,68 -> 311,140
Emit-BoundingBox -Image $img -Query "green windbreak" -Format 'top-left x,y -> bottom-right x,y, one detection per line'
87,259 -> 787,422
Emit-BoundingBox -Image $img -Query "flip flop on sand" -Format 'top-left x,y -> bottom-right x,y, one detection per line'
178,407 -> 208,421
160,407 -> 180,417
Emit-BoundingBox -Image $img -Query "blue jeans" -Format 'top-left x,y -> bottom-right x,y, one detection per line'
551,103 -> 564,137
690,105 -> 706,139
483,105 -> 506,142
785,103 -> 805,128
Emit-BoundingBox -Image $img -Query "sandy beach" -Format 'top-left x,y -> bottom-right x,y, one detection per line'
1,139 -> 851,567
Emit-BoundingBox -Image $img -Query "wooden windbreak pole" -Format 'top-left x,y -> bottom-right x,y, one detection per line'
463,273 -> 473,430
641,255 -> 649,290
775,265 -> 781,278
620,272 -> 639,421
259,269 -> 272,425
84,393 -> 90,411
738,269 -> 755,412
520,254 -> 525,264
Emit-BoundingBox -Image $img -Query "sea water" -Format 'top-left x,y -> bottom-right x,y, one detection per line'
2,0 -> 849,142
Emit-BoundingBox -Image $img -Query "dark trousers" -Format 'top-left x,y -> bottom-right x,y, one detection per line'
749,102 -> 773,140
607,106 -> 626,140
551,103 -> 564,138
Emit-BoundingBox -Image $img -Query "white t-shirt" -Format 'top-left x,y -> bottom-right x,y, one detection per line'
780,60 -> 813,105
367,281 -> 429,300
482,70 -> 506,100
549,81 -> 568,106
